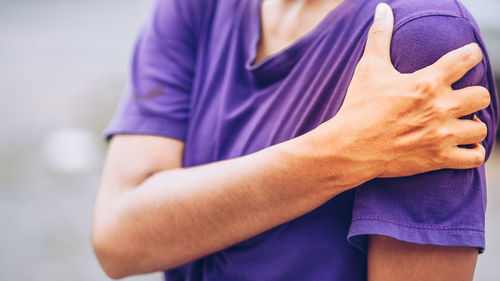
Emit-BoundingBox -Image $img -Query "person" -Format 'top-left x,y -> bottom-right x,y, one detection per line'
92,0 -> 498,280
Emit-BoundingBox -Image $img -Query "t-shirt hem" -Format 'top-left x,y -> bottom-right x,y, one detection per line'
103,114 -> 187,142
347,216 -> 485,254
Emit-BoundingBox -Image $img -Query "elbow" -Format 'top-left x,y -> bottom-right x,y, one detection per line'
92,230 -> 134,279
92,208 -> 148,280
92,190 -> 142,278
92,223 -> 184,278
93,233 -> 187,278
92,193 -> 192,277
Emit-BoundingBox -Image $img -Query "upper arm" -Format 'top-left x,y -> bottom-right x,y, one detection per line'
104,0 -> 204,142
95,135 -> 183,228
100,135 -> 184,191
99,0 -> 204,187
94,0 -> 201,236
368,235 -> 477,281
348,11 -> 498,280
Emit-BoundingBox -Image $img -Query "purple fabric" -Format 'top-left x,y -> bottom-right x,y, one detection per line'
104,0 -> 499,280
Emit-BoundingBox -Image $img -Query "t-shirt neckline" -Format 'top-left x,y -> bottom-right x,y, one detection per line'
245,0 -> 353,86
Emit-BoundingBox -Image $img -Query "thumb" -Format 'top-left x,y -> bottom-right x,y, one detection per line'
363,3 -> 394,63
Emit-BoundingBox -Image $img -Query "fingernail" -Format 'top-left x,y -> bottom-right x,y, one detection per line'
375,3 -> 388,20
468,42 -> 479,50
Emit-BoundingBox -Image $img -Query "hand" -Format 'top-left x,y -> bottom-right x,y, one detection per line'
301,3 -> 490,185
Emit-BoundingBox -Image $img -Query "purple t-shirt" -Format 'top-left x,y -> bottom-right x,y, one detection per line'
104,0 -> 499,280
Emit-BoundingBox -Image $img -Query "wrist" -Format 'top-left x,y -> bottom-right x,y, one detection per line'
279,119 -> 383,192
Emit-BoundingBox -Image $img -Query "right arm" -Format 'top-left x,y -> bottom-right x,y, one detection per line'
92,3 -> 490,279
92,129 -> 372,278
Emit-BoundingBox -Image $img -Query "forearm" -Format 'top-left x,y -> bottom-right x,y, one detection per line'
93,130 -> 376,278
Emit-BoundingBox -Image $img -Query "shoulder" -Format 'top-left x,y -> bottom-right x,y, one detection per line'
385,0 -> 482,50
386,0 -> 481,44
387,0 -> 483,58
143,0 -> 237,46
387,0 -> 471,29
154,0 -> 247,37
383,0 -> 485,78
150,0 -> 215,29
353,0 -> 483,56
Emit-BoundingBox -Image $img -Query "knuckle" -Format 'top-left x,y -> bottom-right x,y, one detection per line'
420,133 -> 436,147
426,123 -> 452,143
472,151 -> 485,167
478,87 -> 491,107
479,122 -> 488,140
447,101 -> 461,116
425,127 -> 445,146
436,126 -> 453,140
456,43 -> 482,67
433,102 -> 449,120
434,148 -> 449,168
368,25 -> 385,38
414,77 -> 440,98
419,103 -> 448,126
480,146 -> 486,160
459,50 -> 474,64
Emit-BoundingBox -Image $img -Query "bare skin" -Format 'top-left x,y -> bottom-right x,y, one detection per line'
256,0 -> 344,64
92,2 -> 490,279
368,236 -> 477,281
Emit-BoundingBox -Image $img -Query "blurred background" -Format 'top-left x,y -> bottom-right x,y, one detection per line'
0,0 -> 499,280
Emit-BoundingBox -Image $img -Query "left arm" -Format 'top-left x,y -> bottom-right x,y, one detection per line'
361,9 -> 498,281
368,236 -> 477,281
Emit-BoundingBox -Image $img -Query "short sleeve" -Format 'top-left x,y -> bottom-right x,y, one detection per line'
348,15 -> 498,253
103,0 -> 204,141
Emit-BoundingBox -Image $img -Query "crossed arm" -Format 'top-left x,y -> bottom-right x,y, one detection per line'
94,134 -> 479,280
92,4 -> 488,280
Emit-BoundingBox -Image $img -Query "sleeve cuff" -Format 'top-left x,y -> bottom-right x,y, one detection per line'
347,216 -> 485,254
102,114 -> 187,142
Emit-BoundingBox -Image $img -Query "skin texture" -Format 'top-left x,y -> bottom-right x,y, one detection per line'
368,236 -> 478,281
256,0 -> 345,64
92,2 -> 490,279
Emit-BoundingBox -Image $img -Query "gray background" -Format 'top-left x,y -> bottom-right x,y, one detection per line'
0,0 -> 499,280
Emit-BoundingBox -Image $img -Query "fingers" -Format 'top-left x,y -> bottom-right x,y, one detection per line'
449,117 -> 488,145
445,143 -> 486,169
450,86 -> 491,117
422,43 -> 483,85
362,3 -> 394,63
444,116 -> 487,169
